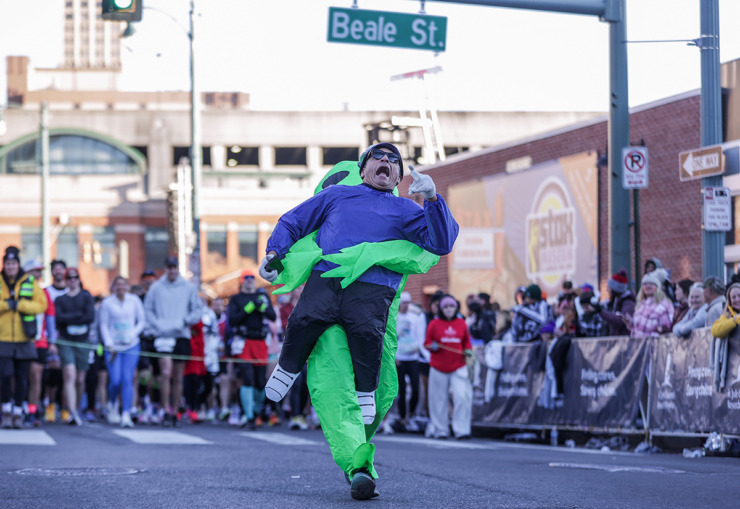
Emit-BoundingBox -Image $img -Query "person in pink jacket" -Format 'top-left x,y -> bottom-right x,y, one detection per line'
623,270 -> 674,338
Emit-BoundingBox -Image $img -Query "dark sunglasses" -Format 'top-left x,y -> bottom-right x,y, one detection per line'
66,275 -> 79,280
243,275 -> 255,280
369,149 -> 400,164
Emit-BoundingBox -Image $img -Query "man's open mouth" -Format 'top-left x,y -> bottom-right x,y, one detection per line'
377,165 -> 390,177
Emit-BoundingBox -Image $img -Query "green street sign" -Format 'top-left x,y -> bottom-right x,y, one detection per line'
327,7 -> 447,52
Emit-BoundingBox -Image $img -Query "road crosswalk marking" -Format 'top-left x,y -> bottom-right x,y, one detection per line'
113,430 -> 212,445
239,432 -> 322,446
0,430 -> 56,446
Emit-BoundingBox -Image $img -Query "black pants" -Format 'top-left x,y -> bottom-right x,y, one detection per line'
184,373 -> 214,410
281,271 -> 396,393
396,360 -> 420,420
289,366 -> 309,417
0,357 -> 31,406
237,363 -> 266,390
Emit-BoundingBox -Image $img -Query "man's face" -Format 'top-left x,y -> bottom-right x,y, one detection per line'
211,298 -> 224,314
241,275 -> 256,293
360,148 -> 401,191
165,265 -> 179,281
66,271 -> 81,291
689,287 -> 705,309
29,268 -> 42,281
52,263 -> 66,285
141,275 -> 155,291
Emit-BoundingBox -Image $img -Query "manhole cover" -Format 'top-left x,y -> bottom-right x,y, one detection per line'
13,467 -> 142,477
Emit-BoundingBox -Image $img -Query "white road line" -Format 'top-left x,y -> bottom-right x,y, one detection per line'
113,430 -> 212,445
550,462 -> 685,474
239,432 -> 322,446
374,435 -> 636,456
375,436 -> 493,450
0,430 -> 56,446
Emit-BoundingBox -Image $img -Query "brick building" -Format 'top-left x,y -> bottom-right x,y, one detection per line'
398,90 -> 718,308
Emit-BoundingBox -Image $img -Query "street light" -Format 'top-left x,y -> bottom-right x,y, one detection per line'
121,0 -> 202,285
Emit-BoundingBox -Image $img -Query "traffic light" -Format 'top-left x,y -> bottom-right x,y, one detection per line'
102,0 -> 143,22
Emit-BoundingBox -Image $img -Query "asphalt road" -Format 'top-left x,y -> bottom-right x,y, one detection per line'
1,421 -> 739,508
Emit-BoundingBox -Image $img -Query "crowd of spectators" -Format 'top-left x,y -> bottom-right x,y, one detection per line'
1,245 -> 735,437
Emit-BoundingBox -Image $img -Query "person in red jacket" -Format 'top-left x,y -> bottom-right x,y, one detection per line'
424,294 -> 473,440
184,319 -> 207,423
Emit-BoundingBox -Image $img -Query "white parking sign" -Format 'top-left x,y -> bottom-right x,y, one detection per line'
703,186 -> 732,232
622,146 -> 648,189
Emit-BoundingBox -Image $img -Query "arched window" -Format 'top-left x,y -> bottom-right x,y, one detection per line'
0,129 -> 145,175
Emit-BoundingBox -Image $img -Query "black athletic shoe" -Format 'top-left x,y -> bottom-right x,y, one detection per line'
172,413 -> 181,428
162,413 -> 172,428
350,469 -> 380,500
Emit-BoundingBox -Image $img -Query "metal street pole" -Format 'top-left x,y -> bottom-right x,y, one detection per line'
700,0 -> 723,280
40,101 -> 51,284
189,0 -> 202,285
608,0 -> 632,285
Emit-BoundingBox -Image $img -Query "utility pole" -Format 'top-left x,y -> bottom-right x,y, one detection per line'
700,0 -> 723,280
40,102 -> 51,284
189,0 -> 202,285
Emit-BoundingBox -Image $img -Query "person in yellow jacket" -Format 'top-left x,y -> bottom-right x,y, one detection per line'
0,246 -> 48,428
709,282 -> 740,391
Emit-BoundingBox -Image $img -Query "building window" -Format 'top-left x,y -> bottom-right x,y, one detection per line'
322,147 -> 357,166
227,146 -> 259,167
238,226 -> 258,261
91,226 -> 117,269
145,228 -> 168,272
444,146 -> 469,157
0,134 -> 139,175
57,230 -> 79,267
173,146 -> 210,167
275,147 -> 307,166
21,227 -> 42,263
206,226 -> 227,260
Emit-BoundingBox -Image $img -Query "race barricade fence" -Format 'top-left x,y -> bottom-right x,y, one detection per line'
473,328 -> 740,438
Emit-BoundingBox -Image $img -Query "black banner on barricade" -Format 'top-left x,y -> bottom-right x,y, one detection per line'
650,329 -> 713,432
472,342 -> 545,425
649,328 -> 740,435
562,337 -> 649,427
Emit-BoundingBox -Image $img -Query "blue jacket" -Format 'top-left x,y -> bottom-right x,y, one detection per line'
266,184 -> 459,290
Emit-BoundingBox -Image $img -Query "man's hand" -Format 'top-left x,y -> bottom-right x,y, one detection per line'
408,165 -> 437,201
259,252 -> 279,283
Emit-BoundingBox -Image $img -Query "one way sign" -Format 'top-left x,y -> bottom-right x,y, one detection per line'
679,144 -> 724,181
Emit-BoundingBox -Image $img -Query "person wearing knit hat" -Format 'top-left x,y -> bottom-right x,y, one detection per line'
510,283 -> 553,342
523,284 -> 542,302
623,271 -> 674,338
607,269 -> 630,294
424,294 -> 473,439
0,246 -> 48,429
599,268 -> 636,337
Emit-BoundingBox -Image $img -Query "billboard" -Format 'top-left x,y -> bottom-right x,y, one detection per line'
448,151 -> 598,305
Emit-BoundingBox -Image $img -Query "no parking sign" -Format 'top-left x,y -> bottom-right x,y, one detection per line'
622,146 -> 648,189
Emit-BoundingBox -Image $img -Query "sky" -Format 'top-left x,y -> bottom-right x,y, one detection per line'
2,0 -> 740,112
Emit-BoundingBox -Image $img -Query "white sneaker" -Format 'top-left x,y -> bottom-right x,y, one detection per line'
356,391 -> 376,425
265,365 -> 299,402
106,402 -> 121,425
120,412 -> 134,428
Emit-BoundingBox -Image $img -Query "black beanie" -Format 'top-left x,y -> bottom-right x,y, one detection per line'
3,246 -> 20,264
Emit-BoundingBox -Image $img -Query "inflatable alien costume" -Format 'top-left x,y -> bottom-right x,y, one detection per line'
261,147 -> 458,499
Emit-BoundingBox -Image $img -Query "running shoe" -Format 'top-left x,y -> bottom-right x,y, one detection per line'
66,411 -> 83,426
83,410 -> 97,423
60,409 -> 71,423
120,412 -> 134,428
254,416 -> 264,428
217,407 -> 230,421
45,403 -> 57,423
1,411 -> 11,429
350,469 -> 379,500
205,408 -> 217,422
268,414 -> 281,427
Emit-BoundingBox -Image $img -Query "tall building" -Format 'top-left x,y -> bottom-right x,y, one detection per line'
63,0 -> 123,70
